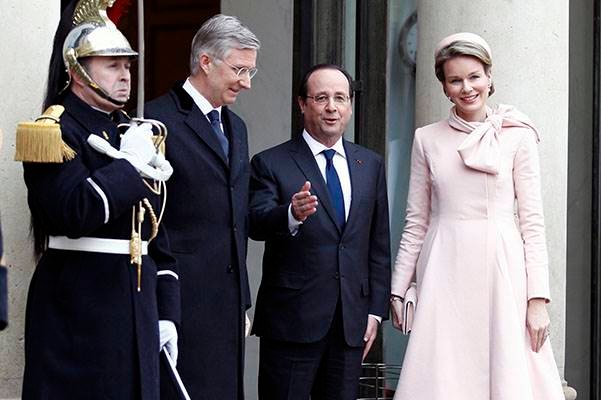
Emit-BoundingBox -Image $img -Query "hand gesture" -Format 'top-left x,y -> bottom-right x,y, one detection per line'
291,181 -> 318,222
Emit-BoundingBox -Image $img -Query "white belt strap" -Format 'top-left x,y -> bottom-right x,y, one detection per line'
48,236 -> 148,255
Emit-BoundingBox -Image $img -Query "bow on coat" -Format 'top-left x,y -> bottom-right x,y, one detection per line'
448,104 -> 540,175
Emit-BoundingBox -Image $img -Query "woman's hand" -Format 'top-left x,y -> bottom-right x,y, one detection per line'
390,296 -> 404,331
526,298 -> 550,353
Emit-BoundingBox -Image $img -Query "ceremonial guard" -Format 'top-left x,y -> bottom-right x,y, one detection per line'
16,1 -> 180,398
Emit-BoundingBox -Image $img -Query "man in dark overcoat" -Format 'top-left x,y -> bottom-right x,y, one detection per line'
249,64 -> 391,400
19,2 -> 180,398
144,14 -> 260,399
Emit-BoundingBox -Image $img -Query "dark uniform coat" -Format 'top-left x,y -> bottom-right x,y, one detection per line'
145,84 -> 251,400
21,92 -> 180,400
249,137 -> 391,346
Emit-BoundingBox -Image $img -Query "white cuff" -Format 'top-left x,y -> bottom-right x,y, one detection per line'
287,204 -> 302,236
369,314 -> 382,324
157,270 -> 179,280
86,177 -> 109,224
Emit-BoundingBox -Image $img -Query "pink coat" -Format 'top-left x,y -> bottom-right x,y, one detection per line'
391,107 -> 564,399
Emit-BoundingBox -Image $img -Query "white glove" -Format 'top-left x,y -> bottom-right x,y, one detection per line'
245,312 -> 252,337
149,151 -> 174,181
119,123 -> 156,171
159,320 -> 178,365
88,132 -> 173,182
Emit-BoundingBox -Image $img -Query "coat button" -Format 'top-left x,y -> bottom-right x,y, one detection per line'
227,265 -> 234,273
334,272 -> 340,280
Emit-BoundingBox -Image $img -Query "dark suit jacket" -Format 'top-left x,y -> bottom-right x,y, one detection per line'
249,136 -> 391,347
145,84 -> 250,399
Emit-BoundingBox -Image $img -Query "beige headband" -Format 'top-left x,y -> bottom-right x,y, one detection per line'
434,32 -> 492,60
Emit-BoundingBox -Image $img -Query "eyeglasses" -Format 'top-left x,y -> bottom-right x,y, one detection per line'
305,94 -> 351,105
219,59 -> 258,80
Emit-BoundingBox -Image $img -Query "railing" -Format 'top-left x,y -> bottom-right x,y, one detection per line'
358,363 -> 401,400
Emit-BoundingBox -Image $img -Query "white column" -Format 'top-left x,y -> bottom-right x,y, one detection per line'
0,1 -> 59,399
415,1 -> 575,398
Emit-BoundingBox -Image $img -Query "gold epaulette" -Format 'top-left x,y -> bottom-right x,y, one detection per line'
14,105 -> 76,163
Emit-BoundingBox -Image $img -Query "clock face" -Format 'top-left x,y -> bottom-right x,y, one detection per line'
398,11 -> 418,69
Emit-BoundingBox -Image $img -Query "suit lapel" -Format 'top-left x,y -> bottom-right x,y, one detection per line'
171,85 -> 229,168
222,107 -> 243,181
289,137 -> 342,234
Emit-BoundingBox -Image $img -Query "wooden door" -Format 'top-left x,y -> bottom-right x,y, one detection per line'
61,0 -> 220,106
120,0 -> 220,105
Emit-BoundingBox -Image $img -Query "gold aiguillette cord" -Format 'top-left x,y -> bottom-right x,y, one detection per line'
129,196 -> 160,292
130,201 -> 145,292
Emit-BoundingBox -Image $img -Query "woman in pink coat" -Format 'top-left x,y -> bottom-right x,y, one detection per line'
390,33 -> 565,399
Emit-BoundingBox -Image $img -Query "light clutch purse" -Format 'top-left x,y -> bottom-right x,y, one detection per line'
402,282 -> 417,335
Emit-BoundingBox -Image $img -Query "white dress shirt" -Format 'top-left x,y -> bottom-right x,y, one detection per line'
288,130 -> 351,232
286,131 -> 381,324
183,78 -> 224,132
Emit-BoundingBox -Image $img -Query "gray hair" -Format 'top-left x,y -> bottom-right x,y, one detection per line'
190,14 -> 261,75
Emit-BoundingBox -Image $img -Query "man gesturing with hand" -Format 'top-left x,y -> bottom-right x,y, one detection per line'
249,64 -> 391,400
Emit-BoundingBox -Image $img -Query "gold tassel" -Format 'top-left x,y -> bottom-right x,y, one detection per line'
14,105 -> 76,163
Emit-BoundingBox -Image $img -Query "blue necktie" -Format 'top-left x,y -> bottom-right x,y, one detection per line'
322,149 -> 345,228
207,110 -> 229,160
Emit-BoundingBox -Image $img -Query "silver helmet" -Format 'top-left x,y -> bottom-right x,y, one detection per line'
62,0 -> 137,106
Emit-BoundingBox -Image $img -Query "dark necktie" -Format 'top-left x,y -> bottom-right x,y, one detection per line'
322,149 -> 346,228
207,110 -> 229,160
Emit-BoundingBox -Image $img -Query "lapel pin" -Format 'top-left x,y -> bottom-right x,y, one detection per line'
356,159 -> 363,165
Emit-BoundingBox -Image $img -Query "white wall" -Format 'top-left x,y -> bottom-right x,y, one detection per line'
0,1 -> 59,398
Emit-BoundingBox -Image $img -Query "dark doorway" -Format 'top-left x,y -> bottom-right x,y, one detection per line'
292,0 -> 387,155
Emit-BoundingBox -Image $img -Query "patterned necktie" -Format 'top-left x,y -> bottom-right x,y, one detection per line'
207,110 -> 229,160
322,149 -> 345,228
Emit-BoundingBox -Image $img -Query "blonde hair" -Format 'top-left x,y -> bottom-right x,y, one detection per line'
434,40 -> 494,96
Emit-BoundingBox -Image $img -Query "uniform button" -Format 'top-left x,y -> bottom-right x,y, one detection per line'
233,224 -> 238,233
334,272 -> 340,280
227,265 -> 234,273
339,244 -> 345,250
